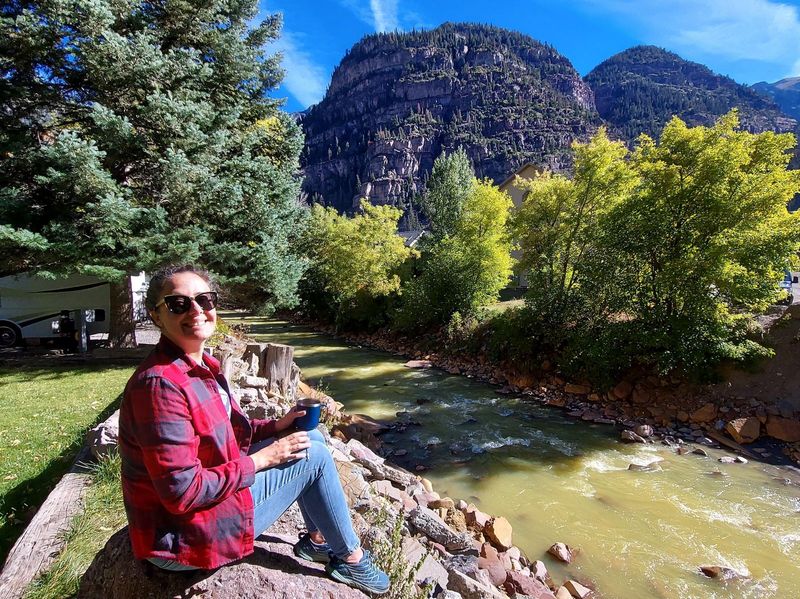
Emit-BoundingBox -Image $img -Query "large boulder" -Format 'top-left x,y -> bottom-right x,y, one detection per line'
408,507 -> 472,552
724,417 -> 761,444
79,529 -> 368,599
690,403 -> 718,424
447,568 -> 507,599
484,517 -> 513,551
765,416 -> 800,442
503,571 -> 556,598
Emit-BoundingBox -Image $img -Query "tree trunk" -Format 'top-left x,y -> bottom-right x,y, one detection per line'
261,343 -> 299,402
108,278 -> 137,348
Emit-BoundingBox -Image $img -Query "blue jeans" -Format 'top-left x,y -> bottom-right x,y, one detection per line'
149,428 -> 359,571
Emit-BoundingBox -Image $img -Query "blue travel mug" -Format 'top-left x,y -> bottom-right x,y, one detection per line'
294,397 -> 322,431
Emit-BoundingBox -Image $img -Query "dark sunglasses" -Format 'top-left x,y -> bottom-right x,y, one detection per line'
155,291 -> 218,314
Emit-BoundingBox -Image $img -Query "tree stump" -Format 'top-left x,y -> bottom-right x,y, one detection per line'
260,344 -> 299,402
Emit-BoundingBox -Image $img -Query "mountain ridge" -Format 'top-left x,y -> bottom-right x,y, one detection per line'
298,29 -> 798,221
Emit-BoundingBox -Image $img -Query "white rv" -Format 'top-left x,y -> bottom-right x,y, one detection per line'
0,272 -> 147,348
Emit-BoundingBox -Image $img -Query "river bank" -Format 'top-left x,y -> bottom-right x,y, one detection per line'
284,313 -> 800,467
232,315 -> 800,598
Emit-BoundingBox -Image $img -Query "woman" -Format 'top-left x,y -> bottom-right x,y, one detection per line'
118,265 -> 389,595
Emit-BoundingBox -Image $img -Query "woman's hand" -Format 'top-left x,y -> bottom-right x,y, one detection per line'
274,405 -> 306,433
250,431 -> 311,471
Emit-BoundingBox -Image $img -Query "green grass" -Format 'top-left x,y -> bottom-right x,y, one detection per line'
24,453 -> 126,599
0,363 -> 132,563
486,299 -> 525,313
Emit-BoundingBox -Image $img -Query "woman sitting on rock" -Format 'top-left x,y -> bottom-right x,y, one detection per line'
118,264 -> 389,595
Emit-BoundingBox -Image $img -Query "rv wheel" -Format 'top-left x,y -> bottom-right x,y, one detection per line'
0,324 -> 19,348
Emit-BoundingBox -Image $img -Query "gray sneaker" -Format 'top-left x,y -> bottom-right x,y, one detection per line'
293,533 -> 331,563
326,549 -> 390,595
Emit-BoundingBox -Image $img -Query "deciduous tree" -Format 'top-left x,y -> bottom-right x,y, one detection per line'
397,179 -> 513,328
420,148 -> 475,240
301,200 -> 416,329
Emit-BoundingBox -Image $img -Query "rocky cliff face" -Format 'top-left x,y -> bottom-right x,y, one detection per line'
584,46 -> 797,141
752,77 -> 800,121
299,23 -> 601,222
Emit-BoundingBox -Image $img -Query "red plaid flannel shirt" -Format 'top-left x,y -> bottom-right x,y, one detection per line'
119,336 -> 277,569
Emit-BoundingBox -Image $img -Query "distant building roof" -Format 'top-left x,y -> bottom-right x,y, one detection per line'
398,229 -> 426,247
498,162 -> 544,191
499,163 -> 545,210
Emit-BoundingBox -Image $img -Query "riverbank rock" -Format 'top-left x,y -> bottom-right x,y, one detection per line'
563,579 -> 593,597
448,568 -> 507,599
547,542 -> 573,564
503,571 -> 557,598
79,529 -> 369,599
485,517 -> 513,551
621,430 -> 647,443
405,359 -> 433,369
724,417 -> 760,444
765,416 -> 800,442
699,565 -> 748,580
409,506 -> 473,552
690,403 -> 718,423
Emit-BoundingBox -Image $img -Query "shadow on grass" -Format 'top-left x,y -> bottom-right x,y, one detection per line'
0,391 -> 123,565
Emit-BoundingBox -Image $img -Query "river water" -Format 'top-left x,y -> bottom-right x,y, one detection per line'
238,317 -> 800,599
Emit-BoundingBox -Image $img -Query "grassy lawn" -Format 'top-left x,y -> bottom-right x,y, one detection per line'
0,362 -> 133,563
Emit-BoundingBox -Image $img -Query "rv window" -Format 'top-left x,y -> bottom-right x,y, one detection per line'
94,309 -> 106,322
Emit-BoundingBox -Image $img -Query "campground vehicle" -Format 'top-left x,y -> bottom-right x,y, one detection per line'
0,272 -> 147,348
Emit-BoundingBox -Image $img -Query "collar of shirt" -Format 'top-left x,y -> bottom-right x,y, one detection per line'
156,335 -> 222,377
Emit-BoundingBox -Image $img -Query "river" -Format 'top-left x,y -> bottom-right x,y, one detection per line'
236,316 -> 800,599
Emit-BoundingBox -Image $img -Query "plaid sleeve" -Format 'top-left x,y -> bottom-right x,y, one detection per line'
128,376 -> 255,515
249,418 -> 278,443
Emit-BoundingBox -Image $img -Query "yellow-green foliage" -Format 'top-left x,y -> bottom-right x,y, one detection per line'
513,111 -> 800,379
396,179 -> 514,328
622,111 -> 800,315
452,178 -> 514,306
511,127 -> 636,326
303,200 -> 418,326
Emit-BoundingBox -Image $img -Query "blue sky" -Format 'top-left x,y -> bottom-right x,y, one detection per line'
261,0 -> 800,113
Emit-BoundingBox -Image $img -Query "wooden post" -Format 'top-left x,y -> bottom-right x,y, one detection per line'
261,343 -> 299,402
244,343 -> 267,377
0,448 -> 93,599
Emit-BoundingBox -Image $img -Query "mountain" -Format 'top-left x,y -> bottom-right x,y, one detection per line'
298,23 -> 601,222
752,77 -> 800,121
584,46 -> 796,141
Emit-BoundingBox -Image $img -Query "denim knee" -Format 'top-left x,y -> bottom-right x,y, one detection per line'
307,428 -> 326,444
306,438 -> 333,468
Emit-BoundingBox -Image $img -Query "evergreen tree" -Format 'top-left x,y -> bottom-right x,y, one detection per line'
0,0 -> 305,344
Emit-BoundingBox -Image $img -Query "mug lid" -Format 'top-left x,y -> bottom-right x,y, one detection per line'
297,396 -> 321,406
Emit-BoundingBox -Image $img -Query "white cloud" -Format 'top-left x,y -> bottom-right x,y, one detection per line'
370,0 -> 399,32
270,32 -> 328,108
581,0 -> 800,79
337,0 -> 374,27
339,0 -> 400,32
